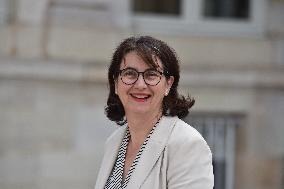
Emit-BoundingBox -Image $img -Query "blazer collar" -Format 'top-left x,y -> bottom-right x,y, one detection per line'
95,116 -> 178,189
126,116 -> 178,189
95,126 -> 127,189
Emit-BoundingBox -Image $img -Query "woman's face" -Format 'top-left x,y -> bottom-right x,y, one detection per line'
115,51 -> 174,116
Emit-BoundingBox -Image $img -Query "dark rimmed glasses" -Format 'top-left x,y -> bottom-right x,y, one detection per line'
119,68 -> 166,86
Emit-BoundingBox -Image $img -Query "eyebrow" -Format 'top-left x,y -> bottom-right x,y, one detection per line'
122,67 -> 160,70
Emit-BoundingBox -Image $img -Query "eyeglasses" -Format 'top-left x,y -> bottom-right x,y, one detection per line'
119,68 -> 165,86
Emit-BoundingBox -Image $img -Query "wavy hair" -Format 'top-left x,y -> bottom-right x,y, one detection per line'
105,36 -> 195,125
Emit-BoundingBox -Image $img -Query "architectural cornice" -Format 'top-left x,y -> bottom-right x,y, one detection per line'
0,57 -> 284,89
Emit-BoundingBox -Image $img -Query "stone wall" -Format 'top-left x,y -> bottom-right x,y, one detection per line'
0,78 -> 116,189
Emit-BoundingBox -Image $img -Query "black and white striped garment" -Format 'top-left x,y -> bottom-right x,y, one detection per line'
104,118 -> 161,189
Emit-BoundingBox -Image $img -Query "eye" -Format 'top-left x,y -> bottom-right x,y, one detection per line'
144,70 -> 160,80
121,69 -> 138,79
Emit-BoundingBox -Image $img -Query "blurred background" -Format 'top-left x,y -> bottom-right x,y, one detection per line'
0,0 -> 284,189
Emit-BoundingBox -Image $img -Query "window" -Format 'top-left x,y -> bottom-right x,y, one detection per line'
133,0 -> 181,16
131,0 -> 266,36
203,0 -> 249,19
184,113 -> 243,189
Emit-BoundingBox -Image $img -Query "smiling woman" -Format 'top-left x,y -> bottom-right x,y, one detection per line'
106,36 -> 195,126
94,36 -> 214,189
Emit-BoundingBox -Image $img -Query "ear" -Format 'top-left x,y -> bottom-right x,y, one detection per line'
165,76 -> 174,96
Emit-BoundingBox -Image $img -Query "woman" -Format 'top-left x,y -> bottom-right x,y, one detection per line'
95,36 -> 214,189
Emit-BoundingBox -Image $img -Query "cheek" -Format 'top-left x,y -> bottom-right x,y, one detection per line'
117,81 -> 131,96
153,87 -> 166,100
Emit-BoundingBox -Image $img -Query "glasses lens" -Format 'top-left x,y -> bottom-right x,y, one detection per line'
144,70 -> 161,86
120,68 -> 138,84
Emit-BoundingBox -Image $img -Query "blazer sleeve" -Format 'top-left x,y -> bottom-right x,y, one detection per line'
166,122 -> 214,189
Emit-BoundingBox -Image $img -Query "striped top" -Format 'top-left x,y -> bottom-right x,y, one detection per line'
104,118 -> 161,189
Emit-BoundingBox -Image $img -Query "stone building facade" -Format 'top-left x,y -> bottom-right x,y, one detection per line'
0,0 -> 284,189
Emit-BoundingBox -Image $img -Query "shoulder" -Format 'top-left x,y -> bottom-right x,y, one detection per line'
169,117 -> 206,145
166,117 -> 212,157
164,117 -> 214,188
105,125 -> 127,145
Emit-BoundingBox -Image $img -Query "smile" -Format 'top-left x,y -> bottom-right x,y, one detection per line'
130,94 -> 151,101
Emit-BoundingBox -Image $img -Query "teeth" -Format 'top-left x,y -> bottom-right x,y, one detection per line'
131,94 -> 149,99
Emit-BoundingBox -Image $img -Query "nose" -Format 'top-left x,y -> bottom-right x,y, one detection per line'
134,73 -> 147,88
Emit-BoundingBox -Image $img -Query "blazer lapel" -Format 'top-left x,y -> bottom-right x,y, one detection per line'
126,116 -> 178,189
95,126 -> 127,189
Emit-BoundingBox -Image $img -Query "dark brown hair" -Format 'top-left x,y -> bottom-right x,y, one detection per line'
105,36 -> 195,125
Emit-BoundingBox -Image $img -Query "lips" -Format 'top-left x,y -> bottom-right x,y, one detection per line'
130,93 -> 151,101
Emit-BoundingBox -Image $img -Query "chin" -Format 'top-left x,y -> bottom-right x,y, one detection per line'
126,106 -> 151,114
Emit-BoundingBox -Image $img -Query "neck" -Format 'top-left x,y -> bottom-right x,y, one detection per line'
125,110 -> 162,147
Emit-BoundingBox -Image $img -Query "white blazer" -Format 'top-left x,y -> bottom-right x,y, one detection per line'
95,116 -> 214,189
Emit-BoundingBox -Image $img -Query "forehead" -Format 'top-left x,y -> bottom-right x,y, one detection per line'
120,51 -> 162,70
